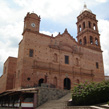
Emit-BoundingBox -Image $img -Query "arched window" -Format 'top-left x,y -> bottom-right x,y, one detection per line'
93,24 -> 96,30
79,25 -> 81,32
65,55 -> 69,64
64,78 -> 71,90
76,58 -> 79,66
27,77 -> 30,81
76,79 -> 80,84
95,38 -> 98,46
90,36 -> 93,44
83,37 -> 87,45
53,77 -> 57,88
88,21 -> 91,28
83,22 -> 85,29
54,53 -> 58,62
79,39 -> 82,45
29,49 -> 34,57
33,60 -> 37,67
96,62 -> 99,69
38,78 -> 44,86
18,70 -> 20,78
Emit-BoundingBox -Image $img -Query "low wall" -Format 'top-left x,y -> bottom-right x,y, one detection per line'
38,85 -> 69,106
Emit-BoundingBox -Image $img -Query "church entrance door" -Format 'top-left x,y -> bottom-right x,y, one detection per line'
38,78 -> 44,86
64,78 -> 71,90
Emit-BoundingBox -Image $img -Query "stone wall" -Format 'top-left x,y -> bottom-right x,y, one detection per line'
37,85 -> 69,106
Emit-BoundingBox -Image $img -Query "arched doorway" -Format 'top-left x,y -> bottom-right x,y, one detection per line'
64,78 -> 71,90
38,78 -> 44,86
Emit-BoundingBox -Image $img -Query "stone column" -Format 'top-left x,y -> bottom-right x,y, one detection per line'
33,92 -> 38,108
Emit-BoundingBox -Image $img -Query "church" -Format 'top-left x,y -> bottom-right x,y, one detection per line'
0,4 -> 105,93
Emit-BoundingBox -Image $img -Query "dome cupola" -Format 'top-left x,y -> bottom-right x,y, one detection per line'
80,4 -> 92,14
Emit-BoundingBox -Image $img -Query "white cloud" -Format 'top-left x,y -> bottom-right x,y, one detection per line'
40,31 -> 58,37
96,0 -> 107,3
98,19 -> 109,76
0,0 -> 25,27
0,0 -> 109,77
0,21 -> 23,44
13,0 -> 82,21
13,0 -> 30,7
0,40 -> 18,75
0,21 -> 23,75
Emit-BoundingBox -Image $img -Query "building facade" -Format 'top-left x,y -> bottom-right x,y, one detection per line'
0,5 -> 105,93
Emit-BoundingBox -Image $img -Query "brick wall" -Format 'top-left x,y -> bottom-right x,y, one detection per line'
0,57 -> 17,93
15,29 -> 104,89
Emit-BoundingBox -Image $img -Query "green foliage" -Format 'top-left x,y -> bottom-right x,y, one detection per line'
107,101 -> 109,105
71,81 -> 109,105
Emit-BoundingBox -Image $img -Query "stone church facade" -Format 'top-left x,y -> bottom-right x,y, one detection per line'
0,5 -> 104,93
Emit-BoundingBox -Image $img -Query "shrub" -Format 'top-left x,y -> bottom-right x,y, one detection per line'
107,101 -> 109,105
71,81 -> 109,105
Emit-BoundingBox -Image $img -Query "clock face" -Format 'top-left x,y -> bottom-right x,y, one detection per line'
31,23 -> 35,27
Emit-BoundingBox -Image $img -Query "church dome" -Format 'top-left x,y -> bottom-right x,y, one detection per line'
27,12 -> 40,19
80,4 -> 92,14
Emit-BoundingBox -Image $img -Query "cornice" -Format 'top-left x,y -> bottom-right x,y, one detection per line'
77,29 -> 100,37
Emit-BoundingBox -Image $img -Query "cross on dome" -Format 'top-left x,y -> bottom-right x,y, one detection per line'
84,3 -> 87,8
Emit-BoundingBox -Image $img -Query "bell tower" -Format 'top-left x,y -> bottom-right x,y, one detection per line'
76,4 -> 101,50
23,12 -> 40,32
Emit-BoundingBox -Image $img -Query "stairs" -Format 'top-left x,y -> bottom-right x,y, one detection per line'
37,93 -> 71,109
37,92 -> 109,109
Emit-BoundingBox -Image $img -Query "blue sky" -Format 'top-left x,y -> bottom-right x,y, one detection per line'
0,0 -> 109,76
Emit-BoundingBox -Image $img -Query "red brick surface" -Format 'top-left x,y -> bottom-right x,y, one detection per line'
0,57 -> 17,93
0,11 -> 105,93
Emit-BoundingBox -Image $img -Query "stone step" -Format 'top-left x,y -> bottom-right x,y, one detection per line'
37,93 -> 109,109
37,93 -> 71,109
